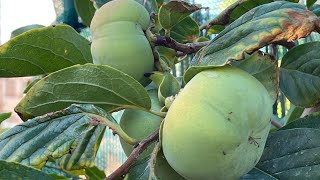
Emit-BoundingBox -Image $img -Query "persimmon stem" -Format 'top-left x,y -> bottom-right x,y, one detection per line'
155,35 -> 210,54
89,114 -> 138,145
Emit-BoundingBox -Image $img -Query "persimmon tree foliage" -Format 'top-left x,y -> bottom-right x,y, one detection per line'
1,0 -> 320,179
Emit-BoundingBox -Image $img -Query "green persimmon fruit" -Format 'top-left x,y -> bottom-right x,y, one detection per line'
90,0 -> 150,31
120,89 -> 162,158
90,0 -> 154,86
155,151 -> 186,180
162,66 -> 273,180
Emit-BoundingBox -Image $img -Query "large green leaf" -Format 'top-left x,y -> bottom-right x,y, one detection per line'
229,0 -> 274,22
280,111 -> 320,130
280,42 -> 320,108
158,1 -> 202,34
125,156 -> 151,180
0,104 -> 111,169
191,1 -> 319,66
0,25 -> 92,77
284,104 -> 304,125
240,167 -> 277,180
0,112 -> 11,124
256,128 -> 320,179
15,64 -> 151,120
0,160 -> 54,180
74,0 -> 96,27
205,0 -> 274,35
10,24 -> 45,39
171,16 -> 200,43
307,0 -> 317,9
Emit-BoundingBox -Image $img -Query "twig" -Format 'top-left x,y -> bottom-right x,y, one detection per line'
273,41 -> 295,49
155,35 -> 209,54
271,119 -> 283,129
148,142 -> 161,180
106,130 -> 160,180
269,44 -> 280,100
90,114 -> 138,145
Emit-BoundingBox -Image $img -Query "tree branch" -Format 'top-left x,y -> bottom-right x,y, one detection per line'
273,40 -> 295,49
106,130 -> 159,180
271,119 -> 283,129
155,35 -> 209,54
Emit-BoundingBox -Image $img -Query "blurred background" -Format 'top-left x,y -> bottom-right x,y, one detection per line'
0,0 -> 319,175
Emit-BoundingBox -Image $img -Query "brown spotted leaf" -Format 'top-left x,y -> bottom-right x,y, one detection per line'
191,1 -> 320,66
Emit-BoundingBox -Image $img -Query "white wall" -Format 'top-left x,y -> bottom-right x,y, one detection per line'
0,0 -> 56,44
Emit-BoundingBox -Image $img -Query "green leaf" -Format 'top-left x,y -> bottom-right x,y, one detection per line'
203,0 -> 274,34
280,111 -> 320,130
10,24 -> 45,39
0,104 -> 111,169
135,0 -> 159,13
125,150 -> 185,180
195,36 -> 209,42
311,4 -> 320,17
15,64 -> 151,120
0,160 -> 54,179
240,167 -> 277,180
0,24 -> 92,77
0,112 -> 11,124
48,174 -> 71,180
229,0 -> 274,22
94,0 -> 110,8
232,51 -> 277,102
0,129 -> 9,134
256,128 -> 320,179
307,0 -> 317,9
191,1 -> 319,66
280,42 -> 320,108
85,166 -> 106,180
183,64 -> 214,83
23,78 -> 42,93
284,104 -> 304,125
74,0 -> 96,27
206,25 -> 225,35
125,156 -> 151,180
155,46 -> 178,69
171,16 -> 200,43
147,72 -> 181,105
158,1 -> 202,34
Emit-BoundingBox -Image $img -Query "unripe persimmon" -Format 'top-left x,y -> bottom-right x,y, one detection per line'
162,66 -> 272,180
90,0 -> 154,86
